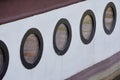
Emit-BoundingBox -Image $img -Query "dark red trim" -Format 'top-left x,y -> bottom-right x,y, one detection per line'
66,51 -> 120,80
0,0 -> 85,25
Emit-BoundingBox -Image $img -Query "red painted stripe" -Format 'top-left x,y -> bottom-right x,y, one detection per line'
66,51 -> 120,80
0,0 -> 85,25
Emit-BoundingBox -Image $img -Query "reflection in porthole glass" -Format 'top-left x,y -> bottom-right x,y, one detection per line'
82,15 -> 93,40
55,24 -> 68,51
0,49 -> 3,71
23,34 -> 39,64
53,18 -> 72,56
80,10 -> 96,44
105,7 -> 113,31
103,2 -> 116,34
21,28 -> 43,69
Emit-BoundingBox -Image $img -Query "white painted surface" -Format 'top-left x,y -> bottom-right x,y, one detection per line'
0,0 -> 119,80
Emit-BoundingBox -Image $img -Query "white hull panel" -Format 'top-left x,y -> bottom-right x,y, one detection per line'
0,0 -> 119,79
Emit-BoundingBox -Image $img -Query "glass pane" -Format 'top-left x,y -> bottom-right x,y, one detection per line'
105,7 -> 113,30
82,15 -> 93,40
0,49 -> 3,71
55,24 -> 68,50
23,34 -> 39,64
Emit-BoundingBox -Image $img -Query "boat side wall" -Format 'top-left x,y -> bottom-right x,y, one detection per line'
0,0 -> 119,80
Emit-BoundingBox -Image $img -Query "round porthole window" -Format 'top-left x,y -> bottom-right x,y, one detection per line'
53,18 -> 72,56
0,41 -> 9,79
20,28 -> 43,69
103,2 -> 116,34
80,10 -> 96,44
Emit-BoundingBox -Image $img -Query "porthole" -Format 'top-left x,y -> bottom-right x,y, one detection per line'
0,41 -> 9,79
103,2 -> 116,35
53,18 -> 72,56
20,28 -> 43,69
80,10 -> 96,44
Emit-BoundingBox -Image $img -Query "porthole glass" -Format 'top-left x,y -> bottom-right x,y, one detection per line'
23,34 -> 39,64
82,15 -> 93,40
55,24 -> 68,51
0,49 -> 4,71
20,28 -> 43,69
80,10 -> 96,44
53,18 -> 72,56
103,2 -> 116,34
0,41 -> 9,80
105,7 -> 113,30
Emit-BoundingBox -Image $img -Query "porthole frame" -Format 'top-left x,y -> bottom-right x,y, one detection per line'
53,18 -> 72,56
0,40 -> 9,80
103,2 -> 117,35
20,28 -> 43,69
80,10 -> 96,44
